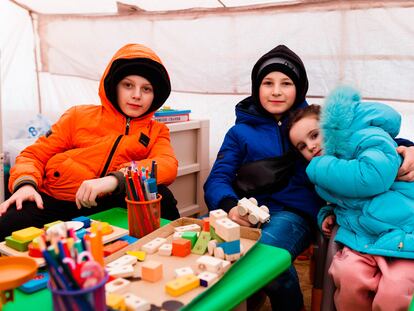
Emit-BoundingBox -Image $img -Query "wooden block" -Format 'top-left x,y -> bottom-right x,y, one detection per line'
106,293 -> 127,310
165,274 -> 200,297
181,231 -> 198,248
91,221 -> 113,235
174,266 -> 194,278
209,226 -> 224,243
207,240 -> 217,256
107,255 -> 137,269
108,265 -> 135,278
196,255 -> 224,274
191,231 -> 211,255
43,220 -> 63,231
225,252 -> 241,262
174,224 -> 201,233
126,251 -> 146,262
11,227 -> 43,243
141,260 -> 163,282
198,271 -> 219,287
213,247 -> 225,259
172,232 -> 185,240
158,243 -> 172,256
172,238 -> 191,257
215,218 -> 240,241
103,240 -> 129,256
217,240 -> 240,255
5,236 -> 31,252
105,278 -> 131,293
222,260 -> 231,273
141,237 -> 167,254
202,218 -> 210,232
209,209 -> 227,228
123,293 -> 151,311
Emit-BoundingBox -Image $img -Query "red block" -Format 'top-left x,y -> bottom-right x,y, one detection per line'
103,240 -> 129,256
172,238 -> 191,257
202,218 -> 210,232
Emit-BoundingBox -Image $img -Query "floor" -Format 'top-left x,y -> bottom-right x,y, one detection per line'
258,257 -> 312,311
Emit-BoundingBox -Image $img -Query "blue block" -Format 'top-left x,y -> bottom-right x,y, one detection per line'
75,228 -> 87,239
18,271 -> 49,294
217,240 -> 240,255
72,216 -> 91,228
119,235 -> 138,244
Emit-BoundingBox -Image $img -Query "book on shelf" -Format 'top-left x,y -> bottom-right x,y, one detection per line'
154,108 -> 191,123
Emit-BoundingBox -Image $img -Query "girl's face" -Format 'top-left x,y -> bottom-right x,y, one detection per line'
259,71 -> 297,119
289,116 -> 323,161
117,75 -> 154,118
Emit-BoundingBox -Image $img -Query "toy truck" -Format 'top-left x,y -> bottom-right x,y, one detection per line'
237,197 -> 270,225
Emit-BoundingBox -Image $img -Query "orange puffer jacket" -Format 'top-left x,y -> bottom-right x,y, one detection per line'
9,44 -> 178,201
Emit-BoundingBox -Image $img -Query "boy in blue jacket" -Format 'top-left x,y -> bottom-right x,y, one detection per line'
204,45 -> 324,311
289,86 -> 414,311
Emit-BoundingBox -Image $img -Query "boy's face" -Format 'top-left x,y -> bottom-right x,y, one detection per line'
289,116 -> 323,161
259,71 -> 297,119
116,75 -> 154,118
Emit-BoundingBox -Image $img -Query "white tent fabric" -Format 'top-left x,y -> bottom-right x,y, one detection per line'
1,0 -> 414,170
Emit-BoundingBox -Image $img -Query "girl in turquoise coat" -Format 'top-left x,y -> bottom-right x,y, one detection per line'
289,86 -> 414,311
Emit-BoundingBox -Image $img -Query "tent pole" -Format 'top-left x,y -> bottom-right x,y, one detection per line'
0,50 -> 4,202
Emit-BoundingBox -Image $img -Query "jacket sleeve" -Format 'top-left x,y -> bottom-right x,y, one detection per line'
204,127 -> 244,211
307,129 -> 401,198
135,124 -> 178,186
9,107 -> 76,193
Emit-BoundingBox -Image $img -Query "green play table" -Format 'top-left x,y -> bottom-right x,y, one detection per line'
4,208 -> 291,311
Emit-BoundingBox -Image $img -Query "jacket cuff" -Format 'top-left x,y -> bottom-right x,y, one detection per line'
107,171 -> 126,195
13,177 -> 38,193
395,138 -> 414,147
218,197 -> 239,213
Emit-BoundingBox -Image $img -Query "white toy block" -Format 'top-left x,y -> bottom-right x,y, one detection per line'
207,240 -> 217,256
225,252 -> 241,262
106,255 -> 137,269
172,232 -> 185,240
198,271 -> 219,287
222,260 -> 231,273
158,243 -> 172,256
105,278 -> 131,293
174,266 -> 195,278
209,209 -> 228,228
214,218 -> 240,241
108,265 -> 135,278
124,293 -> 151,311
174,224 -> 201,233
196,255 -> 223,274
240,243 -> 245,256
213,247 -> 225,260
141,237 -> 167,254
237,197 -> 270,225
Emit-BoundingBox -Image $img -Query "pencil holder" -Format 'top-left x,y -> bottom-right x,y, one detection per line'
48,273 -> 108,311
126,194 -> 162,238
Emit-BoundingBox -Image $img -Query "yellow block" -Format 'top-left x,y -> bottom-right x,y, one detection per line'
90,221 -> 113,235
106,293 -> 127,311
11,227 -> 43,243
165,274 -> 199,297
126,251 -> 146,262
44,220 -> 63,231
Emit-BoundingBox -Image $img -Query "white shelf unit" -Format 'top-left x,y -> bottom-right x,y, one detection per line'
167,119 -> 209,217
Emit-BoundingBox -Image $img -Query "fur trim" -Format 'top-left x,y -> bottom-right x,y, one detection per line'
322,86 -> 360,157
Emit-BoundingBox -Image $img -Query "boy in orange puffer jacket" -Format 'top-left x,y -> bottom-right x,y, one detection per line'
0,43 -> 179,240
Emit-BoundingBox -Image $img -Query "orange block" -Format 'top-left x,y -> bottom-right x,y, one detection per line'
202,218 -> 210,232
103,240 -> 129,256
172,238 -> 191,257
141,260 -> 163,282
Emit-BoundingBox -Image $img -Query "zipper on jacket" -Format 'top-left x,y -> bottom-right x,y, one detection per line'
125,117 -> 131,135
100,135 -> 123,177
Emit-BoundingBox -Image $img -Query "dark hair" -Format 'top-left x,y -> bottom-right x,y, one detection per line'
287,104 -> 321,134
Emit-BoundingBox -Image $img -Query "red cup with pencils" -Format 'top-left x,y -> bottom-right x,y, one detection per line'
126,194 -> 162,238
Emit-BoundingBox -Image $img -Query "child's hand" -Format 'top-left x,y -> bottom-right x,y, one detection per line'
228,206 -> 252,227
76,176 -> 118,209
397,146 -> 414,181
321,214 -> 336,237
0,185 -> 43,215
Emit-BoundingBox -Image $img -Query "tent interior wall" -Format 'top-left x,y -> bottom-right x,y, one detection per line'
1,0 -> 414,201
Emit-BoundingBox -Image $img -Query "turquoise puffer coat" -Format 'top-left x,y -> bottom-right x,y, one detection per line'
307,86 -> 414,259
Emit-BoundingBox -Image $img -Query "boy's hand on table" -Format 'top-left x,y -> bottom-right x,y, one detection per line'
397,146 -> 414,181
76,176 -> 118,209
228,206 -> 253,227
0,185 -> 43,215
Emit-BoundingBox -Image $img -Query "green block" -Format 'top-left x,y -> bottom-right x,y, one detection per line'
182,231 -> 198,248
210,226 -> 224,243
191,231 -> 211,255
5,236 -> 31,252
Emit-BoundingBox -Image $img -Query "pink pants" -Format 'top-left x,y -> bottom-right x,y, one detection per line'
329,246 -> 414,311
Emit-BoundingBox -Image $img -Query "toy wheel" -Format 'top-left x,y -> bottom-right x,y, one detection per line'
208,240 -> 217,256
248,197 -> 258,205
248,213 -> 259,225
260,205 -> 269,214
214,247 -> 224,260
237,205 -> 248,216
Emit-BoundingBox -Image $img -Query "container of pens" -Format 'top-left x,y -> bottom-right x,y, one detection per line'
126,194 -> 162,238
48,273 -> 108,311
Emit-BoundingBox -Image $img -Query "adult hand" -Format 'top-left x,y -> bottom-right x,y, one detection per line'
321,214 -> 336,237
0,185 -> 43,216
76,176 -> 118,209
228,206 -> 252,227
397,146 -> 414,181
